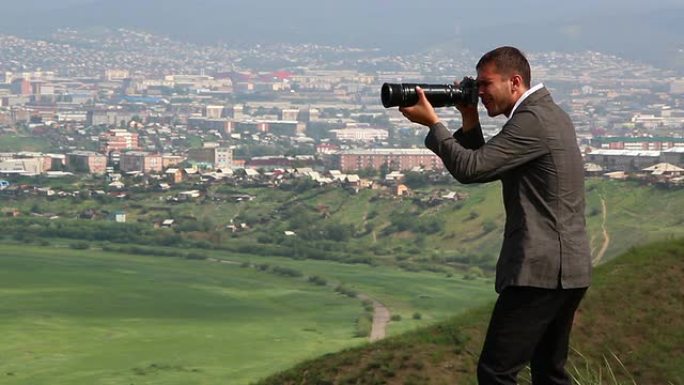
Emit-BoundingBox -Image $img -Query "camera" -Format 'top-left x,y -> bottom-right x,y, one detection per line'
381,77 -> 478,108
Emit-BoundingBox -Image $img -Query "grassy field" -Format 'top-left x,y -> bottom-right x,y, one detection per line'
7,179 -> 681,273
0,243 -> 495,385
584,179 -> 684,260
0,244 -> 364,385
256,238 -> 684,385
1,179 -> 681,384
202,250 -> 495,334
0,135 -> 52,152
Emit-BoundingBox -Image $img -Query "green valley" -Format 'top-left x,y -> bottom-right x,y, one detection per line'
0,179 -> 682,384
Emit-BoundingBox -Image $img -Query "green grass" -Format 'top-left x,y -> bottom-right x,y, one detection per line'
584,179 -> 684,260
6,180 -> 682,271
207,251 -> 495,335
1,179 -> 682,384
256,238 -> 684,385
0,244 -> 365,385
0,134 -> 52,152
0,242 -> 495,385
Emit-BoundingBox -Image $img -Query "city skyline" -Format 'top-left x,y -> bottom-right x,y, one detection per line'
1,0 -> 682,72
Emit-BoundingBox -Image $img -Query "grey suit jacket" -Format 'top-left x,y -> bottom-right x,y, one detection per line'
426,87 -> 592,293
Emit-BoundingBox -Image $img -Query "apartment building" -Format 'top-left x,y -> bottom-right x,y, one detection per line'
66,151 -> 107,174
591,136 -> 684,151
100,129 -> 140,153
187,146 -> 233,169
120,151 -> 163,173
338,148 -> 444,172
329,128 -> 389,142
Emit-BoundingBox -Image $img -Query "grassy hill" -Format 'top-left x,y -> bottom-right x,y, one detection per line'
255,237 -> 684,385
4,179 -> 683,275
0,243 -> 495,385
0,244 -> 367,385
0,179 -> 682,384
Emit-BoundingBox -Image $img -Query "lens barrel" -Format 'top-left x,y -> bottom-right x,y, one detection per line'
381,78 -> 478,108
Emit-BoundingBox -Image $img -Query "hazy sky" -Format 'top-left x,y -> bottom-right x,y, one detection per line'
2,0 -> 683,70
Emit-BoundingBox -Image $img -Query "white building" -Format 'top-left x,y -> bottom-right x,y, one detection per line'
329,128 -> 389,142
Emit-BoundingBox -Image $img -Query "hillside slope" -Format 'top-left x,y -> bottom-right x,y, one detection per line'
255,238 -> 684,385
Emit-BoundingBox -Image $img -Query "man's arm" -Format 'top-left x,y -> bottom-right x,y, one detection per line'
400,86 -> 548,184
399,85 -> 484,149
431,122 -> 486,150
426,112 -> 548,184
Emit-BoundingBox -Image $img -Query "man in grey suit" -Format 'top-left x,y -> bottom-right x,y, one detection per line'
399,46 -> 592,384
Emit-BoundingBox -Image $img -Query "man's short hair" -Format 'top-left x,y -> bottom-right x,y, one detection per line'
476,46 -> 531,88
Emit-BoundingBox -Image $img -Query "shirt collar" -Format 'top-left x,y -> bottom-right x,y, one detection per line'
506,83 -> 544,121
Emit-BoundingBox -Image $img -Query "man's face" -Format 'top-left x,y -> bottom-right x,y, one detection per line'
476,63 -> 516,117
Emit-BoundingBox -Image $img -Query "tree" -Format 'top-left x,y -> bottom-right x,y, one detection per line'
323,222 -> 353,242
404,171 -> 429,189
379,162 -> 390,178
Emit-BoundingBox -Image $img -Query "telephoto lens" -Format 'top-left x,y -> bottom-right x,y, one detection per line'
381,77 -> 478,108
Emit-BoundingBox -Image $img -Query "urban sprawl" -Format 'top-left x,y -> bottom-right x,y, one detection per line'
1,28 -> 683,197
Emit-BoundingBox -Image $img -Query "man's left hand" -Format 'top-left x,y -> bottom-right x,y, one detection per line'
399,86 -> 440,127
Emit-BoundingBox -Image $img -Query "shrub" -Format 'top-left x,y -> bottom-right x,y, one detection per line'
354,313 -> 372,338
482,219 -> 497,233
185,253 -> 207,260
270,266 -> 303,278
69,241 -> 90,250
335,285 -> 358,298
463,266 -> 484,280
308,275 -> 327,286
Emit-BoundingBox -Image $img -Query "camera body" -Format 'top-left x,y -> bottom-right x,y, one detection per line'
381,77 -> 478,108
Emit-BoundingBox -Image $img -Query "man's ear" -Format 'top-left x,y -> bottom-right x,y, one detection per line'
511,74 -> 524,93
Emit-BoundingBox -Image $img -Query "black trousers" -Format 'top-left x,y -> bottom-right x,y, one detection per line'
477,286 -> 587,385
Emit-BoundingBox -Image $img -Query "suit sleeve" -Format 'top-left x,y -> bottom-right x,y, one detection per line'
425,112 -> 549,184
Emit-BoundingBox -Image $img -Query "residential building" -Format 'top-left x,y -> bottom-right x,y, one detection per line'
187,146 -> 233,169
188,117 -> 235,133
66,151 -> 107,174
99,129 -> 140,153
235,121 -> 269,133
661,147 -> 684,166
0,158 -> 46,175
87,110 -> 139,127
316,143 -> 340,155
204,105 -> 224,119
120,151 -> 163,173
162,155 -> 185,168
279,108 -> 299,121
338,148 -> 444,172
104,69 -> 130,81
165,168 -> 185,184
225,104 -> 244,120
268,121 -> 305,136
591,136 -> 684,151
330,128 -> 389,142
10,78 -> 31,95
584,149 -> 661,171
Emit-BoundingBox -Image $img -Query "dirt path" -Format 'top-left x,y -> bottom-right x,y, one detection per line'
358,294 -> 391,342
369,299 -> 391,342
208,258 -> 391,341
207,258 -> 240,265
593,197 -> 610,265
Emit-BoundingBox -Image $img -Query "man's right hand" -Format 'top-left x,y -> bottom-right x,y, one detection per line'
399,86 -> 440,127
454,78 -> 480,132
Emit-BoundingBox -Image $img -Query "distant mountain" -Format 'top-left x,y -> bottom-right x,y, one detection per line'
2,0 -> 683,71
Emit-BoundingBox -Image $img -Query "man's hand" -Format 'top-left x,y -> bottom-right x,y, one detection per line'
453,78 -> 480,132
399,86 -> 440,127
